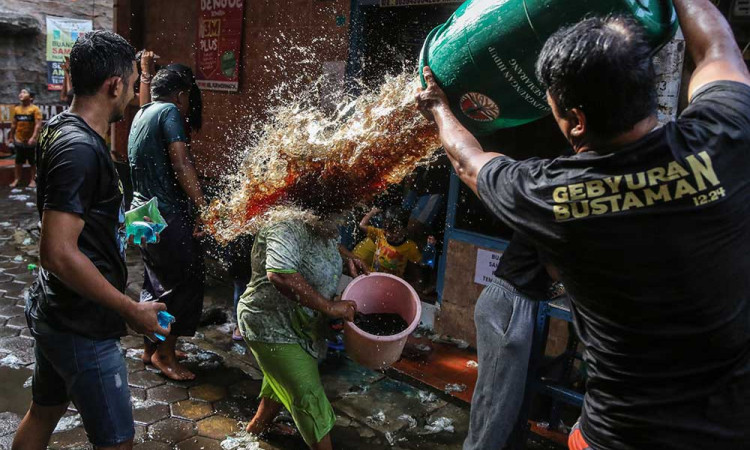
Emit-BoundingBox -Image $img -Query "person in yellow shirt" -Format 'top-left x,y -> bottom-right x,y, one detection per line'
355,206 -> 422,278
9,88 -> 43,188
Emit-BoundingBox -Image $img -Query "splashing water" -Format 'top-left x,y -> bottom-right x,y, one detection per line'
204,72 -> 441,243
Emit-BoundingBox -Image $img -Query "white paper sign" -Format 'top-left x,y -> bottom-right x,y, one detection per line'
474,248 -> 503,286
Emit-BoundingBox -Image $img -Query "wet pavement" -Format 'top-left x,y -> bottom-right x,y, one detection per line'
0,186 -> 564,449
0,186 -> 476,450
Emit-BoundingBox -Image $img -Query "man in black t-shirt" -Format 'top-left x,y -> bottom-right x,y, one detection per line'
15,31 -> 170,450
417,1 -> 749,449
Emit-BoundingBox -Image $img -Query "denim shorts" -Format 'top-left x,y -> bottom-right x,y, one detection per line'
28,316 -> 135,446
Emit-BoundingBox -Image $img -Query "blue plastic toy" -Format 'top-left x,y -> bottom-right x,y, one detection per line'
127,221 -> 164,245
124,198 -> 168,245
154,310 -> 176,341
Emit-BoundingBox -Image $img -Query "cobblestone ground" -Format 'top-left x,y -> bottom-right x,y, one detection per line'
0,187 -> 472,450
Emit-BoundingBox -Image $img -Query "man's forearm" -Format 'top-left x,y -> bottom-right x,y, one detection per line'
674,0 -> 741,65
432,104 -> 500,193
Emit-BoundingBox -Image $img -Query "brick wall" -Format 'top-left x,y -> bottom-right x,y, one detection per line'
114,0 -> 351,179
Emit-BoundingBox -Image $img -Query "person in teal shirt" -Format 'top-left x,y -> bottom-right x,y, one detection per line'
128,66 -> 207,381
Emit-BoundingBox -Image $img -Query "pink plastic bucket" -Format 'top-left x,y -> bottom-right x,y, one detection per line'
341,273 -> 422,369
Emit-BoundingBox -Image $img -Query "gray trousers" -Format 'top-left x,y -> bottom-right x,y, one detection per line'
464,278 -> 538,450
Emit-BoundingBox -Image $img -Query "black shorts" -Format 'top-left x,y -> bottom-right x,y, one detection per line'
14,144 -> 35,165
139,212 -> 205,336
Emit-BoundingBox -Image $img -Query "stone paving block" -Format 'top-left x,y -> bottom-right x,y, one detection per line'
330,421 -> 391,450
426,403 -> 470,436
8,272 -> 33,284
19,327 -> 32,340
193,365 -> 247,387
228,378 -> 263,399
129,370 -> 167,389
333,378 -> 447,435
147,417 -> 197,444
3,281 -> 28,299
196,415 -> 241,440
134,425 -> 147,444
0,262 -> 21,272
127,358 -> 147,373
176,436 -> 224,450
131,387 -> 147,401
0,303 -> 23,319
165,377 -> 203,389
213,396 -> 258,421
171,399 -> 215,421
0,326 -> 21,338
48,427 -> 91,449
320,357 -> 386,400
147,384 -> 189,404
133,442 -> 172,450
0,335 -> 35,364
0,411 -> 22,436
5,315 -> 27,329
121,334 -> 144,349
133,403 -> 170,425
189,384 -> 227,402
394,402 -> 469,450
0,273 -> 13,283
0,434 -> 13,449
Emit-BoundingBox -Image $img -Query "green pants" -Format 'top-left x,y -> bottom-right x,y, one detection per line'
248,341 -> 335,446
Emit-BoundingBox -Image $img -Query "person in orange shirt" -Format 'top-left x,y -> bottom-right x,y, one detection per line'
8,87 -> 43,188
355,206 -> 422,278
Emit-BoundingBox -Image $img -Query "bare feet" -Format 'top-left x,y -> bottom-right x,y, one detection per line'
245,417 -> 271,435
141,340 -> 157,364
141,348 -> 153,365
151,351 -> 196,381
9,179 -> 19,188
142,347 -> 188,364
28,180 -> 36,188
247,397 -> 283,436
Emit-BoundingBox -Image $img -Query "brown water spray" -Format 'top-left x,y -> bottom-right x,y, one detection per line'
203,72 -> 442,243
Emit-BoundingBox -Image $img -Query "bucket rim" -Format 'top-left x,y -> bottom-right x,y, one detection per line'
341,272 -> 422,342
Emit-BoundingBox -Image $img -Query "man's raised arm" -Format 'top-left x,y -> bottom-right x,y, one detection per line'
415,66 -> 501,196
674,0 -> 750,99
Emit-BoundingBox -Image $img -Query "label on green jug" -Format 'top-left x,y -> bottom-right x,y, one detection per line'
460,92 -> 500,122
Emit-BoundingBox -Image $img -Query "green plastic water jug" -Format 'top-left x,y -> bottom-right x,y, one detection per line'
420,0 -> 678,135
